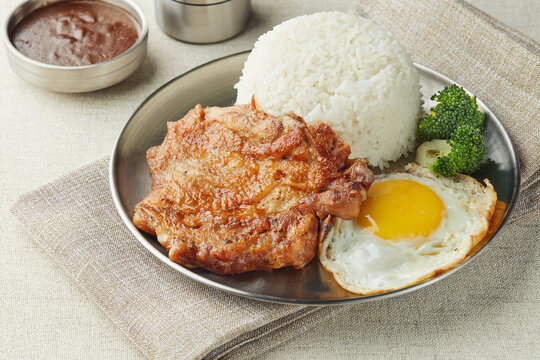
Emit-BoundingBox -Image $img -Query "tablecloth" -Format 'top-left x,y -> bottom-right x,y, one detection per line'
1,0 -> 539,359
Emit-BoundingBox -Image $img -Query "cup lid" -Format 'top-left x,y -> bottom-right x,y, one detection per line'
173,0 -> 230,5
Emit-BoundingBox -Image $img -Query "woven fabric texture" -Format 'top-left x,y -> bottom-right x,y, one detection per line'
11,158 -> 343,360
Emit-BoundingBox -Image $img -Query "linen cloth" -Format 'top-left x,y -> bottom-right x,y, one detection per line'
11,158 -> 341,359
7,0 -> 540,359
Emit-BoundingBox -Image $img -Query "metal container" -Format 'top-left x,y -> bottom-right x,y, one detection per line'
155,0 -> 251,44
3,0 -> 148,93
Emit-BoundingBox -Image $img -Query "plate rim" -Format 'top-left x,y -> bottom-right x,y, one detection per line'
109,50 -> 520,305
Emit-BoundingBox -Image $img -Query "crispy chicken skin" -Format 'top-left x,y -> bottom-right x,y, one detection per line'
132,99 -> 374,274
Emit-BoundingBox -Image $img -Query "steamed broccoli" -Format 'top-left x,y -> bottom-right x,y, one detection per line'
415,84 -> 488,177
417,84 -> 485,140
416,125 -> 486,177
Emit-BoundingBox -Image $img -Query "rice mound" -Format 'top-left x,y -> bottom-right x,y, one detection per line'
235,12 -> 421,168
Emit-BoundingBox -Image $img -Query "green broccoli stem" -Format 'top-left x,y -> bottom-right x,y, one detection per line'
415,139 -> 452,169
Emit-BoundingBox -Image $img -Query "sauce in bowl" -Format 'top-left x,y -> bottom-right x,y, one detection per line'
10,0 -> 140,66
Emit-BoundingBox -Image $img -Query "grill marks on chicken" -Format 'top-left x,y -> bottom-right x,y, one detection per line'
132,100 -> 374,274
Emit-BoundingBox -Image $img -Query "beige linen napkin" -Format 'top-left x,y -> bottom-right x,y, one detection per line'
11,157 -> 342,360
11,1 -> 540,359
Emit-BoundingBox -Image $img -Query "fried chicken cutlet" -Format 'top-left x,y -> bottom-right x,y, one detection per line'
132,99 -> 374,274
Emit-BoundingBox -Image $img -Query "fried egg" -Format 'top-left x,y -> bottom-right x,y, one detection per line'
319,163 -> 497,295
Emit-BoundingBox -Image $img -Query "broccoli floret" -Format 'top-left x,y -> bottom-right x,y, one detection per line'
417,84 -> 485,140
424,125 -> 487,177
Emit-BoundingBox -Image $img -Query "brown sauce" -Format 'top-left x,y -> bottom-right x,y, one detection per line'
10,0 -> 140,66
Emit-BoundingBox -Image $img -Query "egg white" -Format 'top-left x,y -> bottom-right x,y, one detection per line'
319,163 -> 497,295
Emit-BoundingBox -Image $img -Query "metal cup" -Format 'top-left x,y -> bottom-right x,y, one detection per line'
154,0 -> 251,44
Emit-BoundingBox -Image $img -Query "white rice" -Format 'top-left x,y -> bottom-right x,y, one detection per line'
235,12 -> 421,168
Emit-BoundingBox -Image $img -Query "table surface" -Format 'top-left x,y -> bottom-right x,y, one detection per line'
1,1 -> 539,359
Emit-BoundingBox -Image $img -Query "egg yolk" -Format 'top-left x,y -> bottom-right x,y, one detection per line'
357,179 -> 446,240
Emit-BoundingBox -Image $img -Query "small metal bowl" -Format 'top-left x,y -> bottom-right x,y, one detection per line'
3,0 -> 148,93
155,0 -> 251,44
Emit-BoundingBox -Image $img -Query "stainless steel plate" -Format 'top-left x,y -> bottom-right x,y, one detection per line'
110,51 -> 519,305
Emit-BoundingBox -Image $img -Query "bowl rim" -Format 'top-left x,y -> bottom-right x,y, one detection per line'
109,50 -> 521,305
2,0 -> 149,70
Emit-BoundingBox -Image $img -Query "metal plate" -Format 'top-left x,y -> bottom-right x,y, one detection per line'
110,51 -> 519,305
